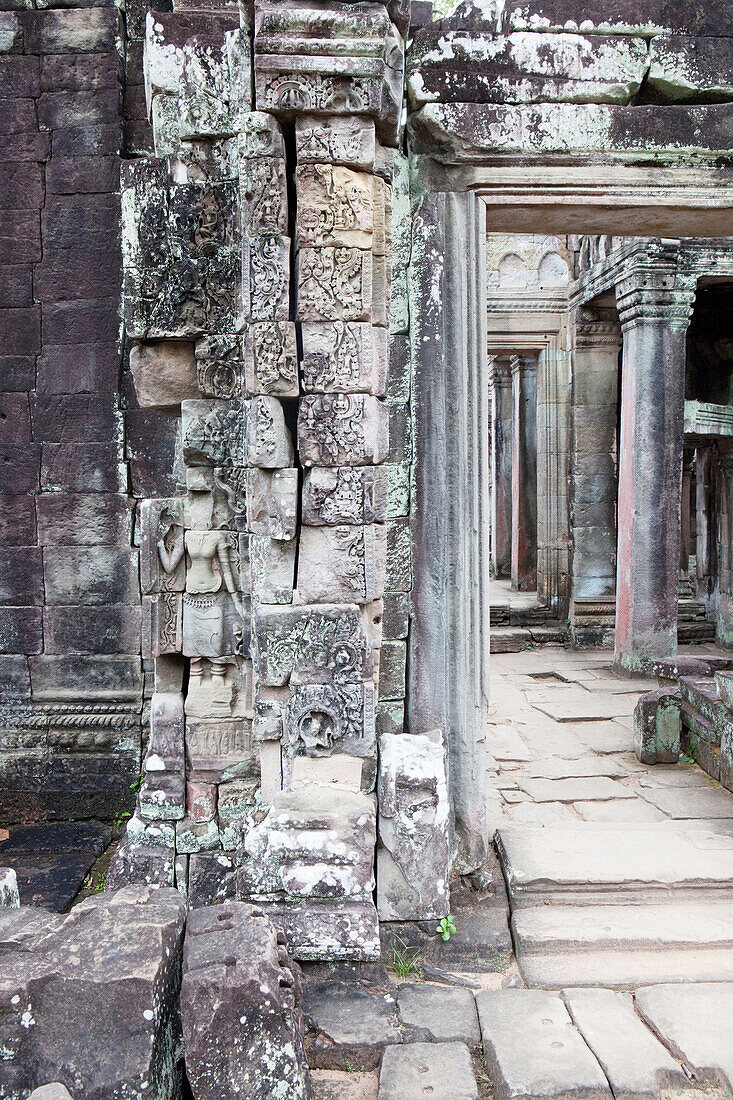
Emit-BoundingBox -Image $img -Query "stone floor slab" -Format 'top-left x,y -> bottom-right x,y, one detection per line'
487,725 -> 532,761
563,988 -> 689,1098
635,983 -> 733,1087
639,786 -> 733,819
312,1070 -> 379,1099
508,801 -> 576,825
397,983 -> 480,1046
377,1042 -> 478,1100
303,981 -> 401,1070
531,691 -> 638,722
476,989 -> 611,1100
523,757 -> 626,780
572,800 -> 667,822
497,825 -> 733,906
564,721 -> 634,754
518,777 -> 635,803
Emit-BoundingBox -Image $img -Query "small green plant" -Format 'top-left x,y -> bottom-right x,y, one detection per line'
84,869 -> 107,894
522,641 -> 533,652
436,915 -> 456,941
344,1061 -> 358,1075
679,735 -> 698,765
112,810 -> 132,829
387,935 -> 423,979
130,771 -> 145,794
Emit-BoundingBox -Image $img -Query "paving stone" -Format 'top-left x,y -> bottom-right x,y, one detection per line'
497,825 -> 733,907
476,989 -> 611,1100
564,723 -> 633,755
573,800 -> 666,822
639,786 -> 733,819
636,767 -> 715,788
303,980 -> 401,1070
0,823 -> 112,911
635,983 -> 733,1088
523,757 -> 625,779
511,717 -> 589,760
518,777 -> 635,802
508,801 -> 576,824
562,988 -> 688,1099
378,1043 -> 478,1100
486,724 -> 532,761
397,983 -> 480,1046
312,1069 -> 379,1099
533,691 -> 639,722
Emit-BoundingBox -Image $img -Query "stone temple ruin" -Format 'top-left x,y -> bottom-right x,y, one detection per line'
2,0 -> 733,1094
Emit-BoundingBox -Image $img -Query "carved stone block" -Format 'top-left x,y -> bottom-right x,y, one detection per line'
241,156 -> 288,236
297,394 -> 389,467
175,816 -> 221,854
247,395 -> 295,468
139,499 -> 183,597
233,897 -> 380,961
187,779 -> 217,822
243,322 -> 299,397
185,656 -> 253,719
130,340 -> 199,409
253,697 -> 284,741
185,529 -> 243,592
139,691 -> 186,821
179,35 -> 232,140
283,682 -> 376,781
211,466 -> 249,531
195,335 -> 245,399
297,247 -> 373,322
298,524 -> 387,604
247,467 -> 298,540
151,93 -> 180,157
239,784 -> 376,900
239,111 -> 286,160
243,235 -> 290,322
253,603 -> 373,687
377,730 -> 450,921
250,536 -> 296,604
182,590 -> 250,659
302,466 -> 389,526
301,321 -> 387,395
142,592 -> 184,658
186,716 -> 257,782
295,115 -> 376,170
296,164 -> 373,250
218,777 -> 260,849
181,398 -> 247,467
172,137 -> 239,184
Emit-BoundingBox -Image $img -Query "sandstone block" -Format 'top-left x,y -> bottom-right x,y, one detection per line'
186,716 -> 256,783
142,593 -> 184,658
297,247 -> 373,322
187,780 -> 217,822
301,321 -> 387,396
302,466 -> 389,526
130,340 -> 199,408
298,394 -> 389,467
194,334 -> 244,399
298,524 -> 387,604
241,155 -> 288,235
139,691 -> 185,822
0,867 -> 19,908
296,164 -> 374,250
243,235 -> 290,322
244,321 -> 299,397
253,603 -> 373,687
253,898 -> 380,961
239,111 -> 286,160
633,688 -> 682,764
295,116 -> 376,171
303,980 -> 400,1070
247,395 -> 295,468
250,535 -> 296,603
181,901 -> 312,1100
246,467 -> 298,540
181,398 -> 247,467
283,682 -> 376,785
378,1043 -> 478,1100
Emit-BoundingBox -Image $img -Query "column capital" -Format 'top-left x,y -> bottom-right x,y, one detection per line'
616,265 -> 696,331
510,353 -> 537,377
489,354 -> 513,386
573,305 -> 621,349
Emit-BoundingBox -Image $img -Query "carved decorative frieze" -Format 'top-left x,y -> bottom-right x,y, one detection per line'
241,157 -> 288,236
181,398 -> 248,467
295,115 -> 376,171
252,603 -> 373,687
302,466 -> 389,526
298,393 -> 389,467
296,164 -> 373,250
247,395 -> 295,468
301,321 -> 387,395
142,592 -> 184,658
298,523 -> 387,604
244,322 -> 299,398
243,235 -> 291,322
195,335 -> 244,399
185,716 -> 257,781
297,246 -> 373,322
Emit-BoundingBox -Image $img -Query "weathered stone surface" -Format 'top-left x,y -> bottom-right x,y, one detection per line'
298,394 -> 389,467
253,602 -> 373,687
181,901 -> 313,1100
141,497 -> 185,595
241,155 -> 288,235
195,334 -> 244,399
477,989 -> 611,1100
633,688 -> 683,764
635,983 -> 733,1087
283,683 -> 376,785
181,397 -> 247,467
139,691 -> 185,822
563,988 -> 688,1098
187,849 -> 238,908
378,1043 -> 479,1100
244,321 -> 299,397
185,716 -> 257,783
649,36 -> 733,101
408,31 -> 648,107
246,467 -> 298,540
296,164 -> 374,250
377,731 -> 450,920
239,785 -> 376,901
499,0 -> 733,37
302,467 -> 389,526
0,867 -> 19,908
107,836 -> 175,891
0,885 -> 186,1099
130,340 -> 198,408
243,234 -> 290,322
250,535 -> 296,603
247,395 -> 295,468
301,322 -> 387,396
397,985 -> 481,1046
297,248 -> 373,322
298,524 -> 387,604
255,898 -> 380,961
295,116 -> 376,171
27,1087 -> 74,1100
303,981 -> 401,1070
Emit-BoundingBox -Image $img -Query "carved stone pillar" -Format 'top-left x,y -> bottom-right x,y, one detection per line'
716,452 -> 733,644
614,255 -> 695,670
510,354 -> 537,591
569,307 -> 621,645
489,355 -> 513,579
696,445 -> 713,592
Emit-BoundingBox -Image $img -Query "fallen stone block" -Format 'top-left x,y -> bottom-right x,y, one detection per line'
633,688 -> 682,764
378,1042 -> 478,1100
635,983 -> 733,1088
250,898 -> 380,962
0,885 -> 186,1099
106,835 -> 175,890
396,984 -> 480,1047
303,980 -> 401,1070
181,900 -> 313,1099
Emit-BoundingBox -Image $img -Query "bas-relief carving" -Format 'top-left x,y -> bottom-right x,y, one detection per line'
302,466 -> 388,525
295,115 -> 376,171
182,529 -> 250,658
142,592 -> 184,658
241,156 -> 288,235
283,681 -> 375,765
244,322 -> 299,398
239,112 -> 286,161
185,656 -> 253,719
195,335 -> 244,399
185,715 -> 257,782
140,498 -> 186,594
247,468 -> 298,541
298,393 -> 389,467
296,164 -> 373,250
243,235 -> 290,322
298,524 -> 387,604
297,247 -> 373,322
301,321 -> 387,395
253,603 -> 373,688
181,398 -> 247,467
247,396 -> 295,468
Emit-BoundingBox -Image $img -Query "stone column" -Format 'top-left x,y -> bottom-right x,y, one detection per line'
679,451 -> 694,593
489,356 -> 513,578
569,307 -> 621,644
510,354 -> 537,591
536,342 -> 571,616
614,258 -> 695,670
696,446 -> 713,591
716,453 -> 733,644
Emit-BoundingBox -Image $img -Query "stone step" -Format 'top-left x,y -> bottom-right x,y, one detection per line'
678,675 -> 723,727
677,620 -> 717,642
490,628 -> 532,653
512,902 -> 733,988
510,607 -> 550,627
496,825 -> 733,907
677,598 -> 707,621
